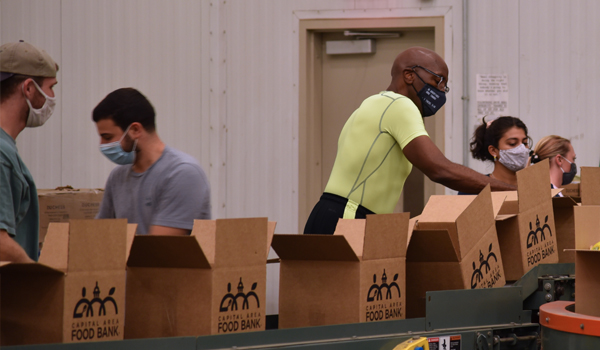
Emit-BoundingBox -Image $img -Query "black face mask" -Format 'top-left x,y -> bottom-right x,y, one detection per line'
412,73 -> 447,117
561,156 -> 577,185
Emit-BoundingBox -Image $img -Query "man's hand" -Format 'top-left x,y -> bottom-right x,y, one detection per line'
148,225 -> 190,236
403,135 -> 516,193
0,229 -> 34,263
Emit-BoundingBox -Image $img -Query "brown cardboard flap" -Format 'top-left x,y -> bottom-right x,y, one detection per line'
214,218 -> 269,268
67,219 -> 128,272
127,235 -> 211,268
574,206 -> 600,249
0,261 -> 64,275
363,213 -> 409,260
552,196 -> 578,208
498,191 -> 519,215
333,219 -> 365,257
516,159 -> 552,213
551,188 -> 563,197
455,185 -> 496,260
192,220 -> 217,265
407,230 -> 459,262
126,224 -> 137,261
490,192 -> 508,217
272,234 -> 359,261
267,221 -> 277,259
407,216 -> 419,246
581,167 -> 600,206
420,195 -> 475,223
38,222 -> 70,272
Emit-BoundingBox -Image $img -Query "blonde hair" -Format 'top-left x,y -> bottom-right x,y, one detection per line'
531,135 -> 571,164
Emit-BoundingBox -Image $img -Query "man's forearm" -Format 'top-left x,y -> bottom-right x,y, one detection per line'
431,162 -> 516,193
0,230 -> 34,263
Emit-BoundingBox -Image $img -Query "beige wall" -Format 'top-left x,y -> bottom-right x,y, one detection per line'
2,0 -> 600,314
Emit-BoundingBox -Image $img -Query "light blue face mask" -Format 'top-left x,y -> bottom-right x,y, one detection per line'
99,125 -> 137,165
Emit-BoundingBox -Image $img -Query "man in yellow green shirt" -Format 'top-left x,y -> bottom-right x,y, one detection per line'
304,47 -> 515,235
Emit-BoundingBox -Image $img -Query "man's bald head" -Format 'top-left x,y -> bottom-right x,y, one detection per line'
390,47 -> 446,81
387,47 -> 449,115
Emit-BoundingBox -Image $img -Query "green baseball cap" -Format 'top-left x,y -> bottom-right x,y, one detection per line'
0,40 -> 58,81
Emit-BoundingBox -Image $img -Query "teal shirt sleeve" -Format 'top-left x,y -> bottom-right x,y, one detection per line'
0,157 -> 18,235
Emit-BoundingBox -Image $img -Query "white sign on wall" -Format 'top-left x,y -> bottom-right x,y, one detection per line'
476,74 -> 509,118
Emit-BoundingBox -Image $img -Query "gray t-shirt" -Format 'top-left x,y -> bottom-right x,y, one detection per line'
96,146 -> 211,235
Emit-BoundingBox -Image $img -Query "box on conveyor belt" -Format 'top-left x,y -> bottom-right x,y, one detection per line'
124,218 -> 275,338
580,167 -> 600,206
494,159 -> 559,281
0,219 -> 134,346
38,187 -> 104,247
272,213 -> 410,329
571,205 -> 600,317
406,185 -> 506,318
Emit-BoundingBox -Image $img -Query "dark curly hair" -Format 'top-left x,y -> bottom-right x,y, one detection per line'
469,116 -> 530,162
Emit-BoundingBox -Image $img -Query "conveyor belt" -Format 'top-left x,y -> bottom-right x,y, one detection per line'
3,264 -> 577,350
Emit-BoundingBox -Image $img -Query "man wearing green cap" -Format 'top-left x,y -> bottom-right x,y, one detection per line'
0,40 -> 59,262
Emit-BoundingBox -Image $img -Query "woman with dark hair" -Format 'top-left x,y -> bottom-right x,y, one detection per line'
530,135 -> 577,196
467,116 -> 531,188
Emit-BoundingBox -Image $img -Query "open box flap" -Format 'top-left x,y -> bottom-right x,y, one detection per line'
581,167 -> 600,206
192,219 -> 217,265
127,235 -> 211,268
363,213 -> 409,260
38,222 -> 70,272
455,185 -> 498,260
0,261 -> 64,276
574,206 -> 600,249
517,159 -> 552,214
333,218 -> 365,257
68,219 -> 128,272
272,234 -> 359,261
267,221 -> 277,260
407,229 -> 459,262
214,217 -> 269,268
552,196 -> 578,208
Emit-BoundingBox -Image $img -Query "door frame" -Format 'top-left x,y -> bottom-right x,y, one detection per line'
298,17 -> 446,232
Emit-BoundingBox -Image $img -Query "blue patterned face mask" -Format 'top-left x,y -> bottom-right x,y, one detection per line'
99,125 -> 137,165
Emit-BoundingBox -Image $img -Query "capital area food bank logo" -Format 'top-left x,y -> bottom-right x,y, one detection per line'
367,269 -> 401,302
526,214 -> 552,248
219,277 -> 260,312
73,281 -> 118,318
470,243 -> 501,289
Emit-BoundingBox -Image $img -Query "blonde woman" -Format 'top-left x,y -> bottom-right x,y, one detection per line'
530,135 -> 577,195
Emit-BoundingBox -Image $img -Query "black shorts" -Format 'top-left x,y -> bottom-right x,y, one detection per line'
303,193 -> 375,235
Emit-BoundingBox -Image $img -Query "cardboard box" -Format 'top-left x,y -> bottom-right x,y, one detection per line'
561,183 -> 580,200
581,167 -> 600,206
406,186 -> 506,318
124,218 -> 275,338
494,159 -> 559,281
573,205 -> 600,317
272,213 -> 409,329
552,196 -> 579,263
38,188 -> 104,246
0,219 -> 129,346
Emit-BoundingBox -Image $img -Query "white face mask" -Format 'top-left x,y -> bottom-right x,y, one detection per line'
498,144 -> 530,172
22,80 -> 56,128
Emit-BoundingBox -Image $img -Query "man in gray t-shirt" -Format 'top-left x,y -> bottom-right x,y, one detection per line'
93,88 -> 210,235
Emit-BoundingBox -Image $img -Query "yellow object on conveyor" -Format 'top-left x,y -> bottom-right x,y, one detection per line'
392,336 -> 429,350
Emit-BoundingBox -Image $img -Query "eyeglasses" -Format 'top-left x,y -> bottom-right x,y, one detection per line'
411,65 -> 450,93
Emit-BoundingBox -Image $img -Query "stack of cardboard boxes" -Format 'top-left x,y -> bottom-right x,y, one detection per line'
571,167 -> 600,317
